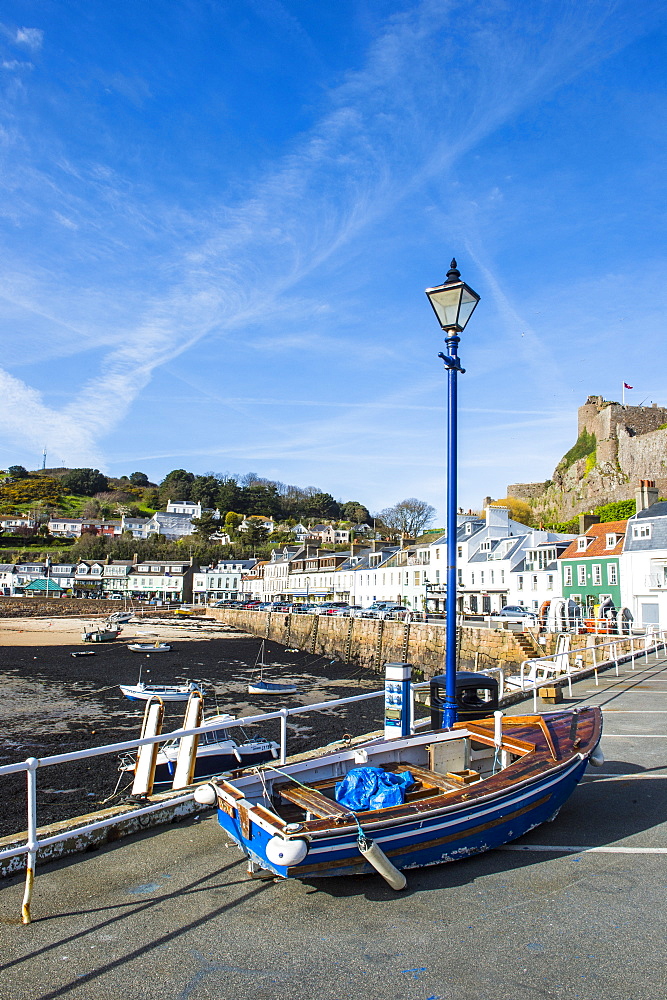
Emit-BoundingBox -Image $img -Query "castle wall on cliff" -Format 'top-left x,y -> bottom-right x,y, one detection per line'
508,396 -> 667,522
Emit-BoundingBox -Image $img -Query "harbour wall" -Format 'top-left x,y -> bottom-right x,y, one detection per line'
205,608 -> 549,678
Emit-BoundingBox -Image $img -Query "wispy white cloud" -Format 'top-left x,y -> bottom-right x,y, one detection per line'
15,27 -> 43,50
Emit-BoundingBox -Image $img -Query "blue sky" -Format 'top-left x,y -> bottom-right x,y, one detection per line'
0,0 -> 665,520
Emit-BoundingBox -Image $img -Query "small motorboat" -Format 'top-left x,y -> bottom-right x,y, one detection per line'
247,639 -> 299,695
107,611 -> 134,624
82,624 -> 122,643
119,680 -> 203,703
197,708 -> 603,886
127,642 -> 172,653
120,713 -> 279,787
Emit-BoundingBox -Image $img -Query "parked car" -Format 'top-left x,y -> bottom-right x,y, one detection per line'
490,606 -> 537,623
359,603 -> 407,619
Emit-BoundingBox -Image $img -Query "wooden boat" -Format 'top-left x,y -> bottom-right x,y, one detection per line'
127,642 -> 172,653
120,713 -> 279,787
247,639 -> 298,695
197,708 -> 602,884
119,680 -> 202,703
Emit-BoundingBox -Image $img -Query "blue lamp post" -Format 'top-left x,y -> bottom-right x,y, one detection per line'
425,260 -> 480,728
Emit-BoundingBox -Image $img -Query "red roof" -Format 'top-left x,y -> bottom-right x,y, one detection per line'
559,520 -> 627,560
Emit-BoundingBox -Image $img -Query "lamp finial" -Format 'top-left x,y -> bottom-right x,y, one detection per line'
446,259 -> 460,283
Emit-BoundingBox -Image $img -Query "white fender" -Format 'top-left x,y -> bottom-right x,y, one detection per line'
193,782 -> 218,805
357,836 -> 407,890
265,836 -> 309,866
589,747 -> 605,767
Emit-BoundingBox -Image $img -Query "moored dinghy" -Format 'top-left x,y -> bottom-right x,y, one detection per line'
197,708 -> 602,884
127,642 -> 172,652
119,680 -> 203,702
247,639 -> 298,695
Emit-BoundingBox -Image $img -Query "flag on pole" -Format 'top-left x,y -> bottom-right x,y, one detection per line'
623,382 -> 633,389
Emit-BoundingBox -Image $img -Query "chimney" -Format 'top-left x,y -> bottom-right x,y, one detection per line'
578,513 -> 600,533
133,552 -> 138,565
636,479 -> 659,513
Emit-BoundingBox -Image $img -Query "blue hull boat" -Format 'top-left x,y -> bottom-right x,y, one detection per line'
200,709 -> 602,883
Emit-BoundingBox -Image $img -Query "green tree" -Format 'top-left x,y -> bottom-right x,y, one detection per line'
340,500 -> 371,524
129,471 -> 150,486
302,492 -> 340,519
159,469 -> 195,503
191,512 -> 222,540
8,465 -> 29,479
61,468 -> 109,496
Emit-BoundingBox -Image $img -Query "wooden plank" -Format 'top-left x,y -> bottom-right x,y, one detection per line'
278,785 -> 351,819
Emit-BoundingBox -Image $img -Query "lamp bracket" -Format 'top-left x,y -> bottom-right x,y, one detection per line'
438,352 -> 466,374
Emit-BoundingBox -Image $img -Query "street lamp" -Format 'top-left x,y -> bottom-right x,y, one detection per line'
425,259 -> 480,727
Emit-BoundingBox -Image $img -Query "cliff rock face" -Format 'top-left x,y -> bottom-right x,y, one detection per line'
508,396 -> 667,522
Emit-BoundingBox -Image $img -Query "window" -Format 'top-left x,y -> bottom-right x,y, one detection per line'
456,547 -> 461,558
501,570 -> 505,584
517,576 -> 523,590
471,572 -> 475,585
480,571 -> 484,585
608,564 -> 618,585
481,540 -> 492,551
564,566 -> 572,587
490,570 -> 494,584
414,571 -> 420,586
457,569 -> 463,586
531,575 -> 538,590
578,565 -> 586,586
577,537 -> 589,551
547,574 -> 553,590
632,524 -> 652,539
592,564 -> 602,586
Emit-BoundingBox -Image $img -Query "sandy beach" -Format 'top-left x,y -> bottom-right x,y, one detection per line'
0,613 -> 382,839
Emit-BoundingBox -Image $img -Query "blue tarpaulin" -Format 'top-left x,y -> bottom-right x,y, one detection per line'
334,767 -> 414,811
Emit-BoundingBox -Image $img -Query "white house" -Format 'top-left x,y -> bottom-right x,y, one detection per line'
0,515 -> 36,532
620,488 -> 667,628
166,499 -> 202,517
192,560 -> 257,604
48,517 -> 83,537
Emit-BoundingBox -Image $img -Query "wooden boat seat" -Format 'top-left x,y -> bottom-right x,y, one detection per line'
276,784 -> 352,819
381,762 -> 465,792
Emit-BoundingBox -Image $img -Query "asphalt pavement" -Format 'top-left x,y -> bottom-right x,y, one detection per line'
1,650 -> 666,1000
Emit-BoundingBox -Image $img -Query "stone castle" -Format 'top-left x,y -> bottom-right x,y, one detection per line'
508,395 -> 667,523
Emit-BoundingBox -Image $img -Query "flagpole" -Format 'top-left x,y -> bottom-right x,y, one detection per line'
622,381 -> 625,407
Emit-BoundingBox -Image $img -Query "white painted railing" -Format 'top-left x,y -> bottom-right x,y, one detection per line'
510,627 -> 667,710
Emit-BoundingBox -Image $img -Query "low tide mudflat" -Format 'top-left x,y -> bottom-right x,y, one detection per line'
0,615 -> 381,838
